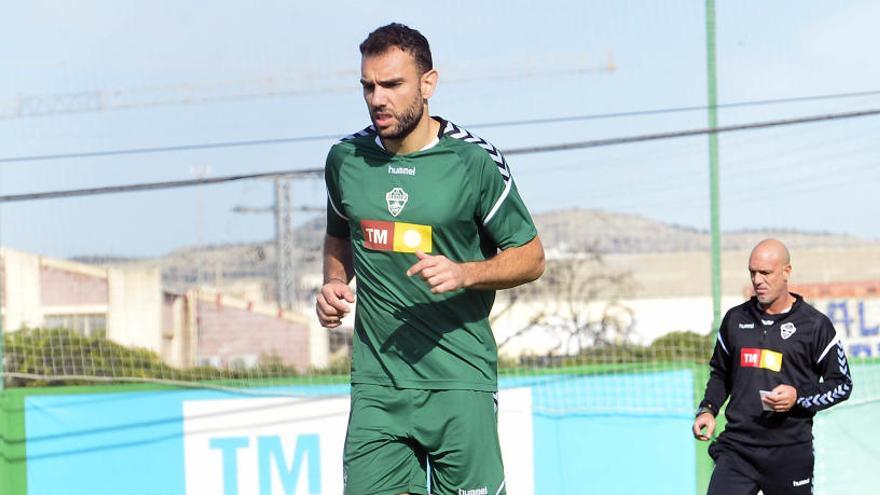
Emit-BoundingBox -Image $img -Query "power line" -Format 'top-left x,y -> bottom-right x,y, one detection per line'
0,168 -> 322,203
2,89 -> 880,164
576,143 -> 880,203
503,108 -> 880,156
2,107 -> 879,203
0,135 -> 342,164
519,120 -> 878,178
471,89 -> 880,129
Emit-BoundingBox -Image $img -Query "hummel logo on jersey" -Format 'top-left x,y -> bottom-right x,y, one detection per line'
792,478 -> 810,487
780,322 -> 797,339
361,219 -> 432,253
459,488 -> 488,495
761,319 -> 774,326
738,323 -> 755,329
741,348 -> 783,372
388,165 -> 416,176
386,187 -> 408,217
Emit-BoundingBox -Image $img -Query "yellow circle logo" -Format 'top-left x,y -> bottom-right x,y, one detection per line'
403,229 -> 422,248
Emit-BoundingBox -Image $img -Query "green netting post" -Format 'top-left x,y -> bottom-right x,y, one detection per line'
706,0 -> 722,335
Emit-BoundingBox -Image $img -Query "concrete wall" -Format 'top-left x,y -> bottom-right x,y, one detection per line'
490,246 -> 880,358
493,286 -> 880,360
107,266 -> 163,353
1,249 -> 43,331
492,295 -> 745,358
2,248 -> 112,332
308,320 -> 330,369
195,291 -> 311,372
39,259 -> 107,306
1,247 -> 328,373
160,292 -> 196,368
602,245 -> 880,298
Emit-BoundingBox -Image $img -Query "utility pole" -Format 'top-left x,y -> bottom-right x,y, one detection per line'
274,177 -> 294,310
233,176 -> 323,311
191,165 -> 211,287
706,1 -> 722,332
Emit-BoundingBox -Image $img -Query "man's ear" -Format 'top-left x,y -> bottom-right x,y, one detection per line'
420,69 -> 438,100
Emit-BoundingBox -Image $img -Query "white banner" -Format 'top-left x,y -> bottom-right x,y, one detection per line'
812,297 -> 880,358
183,388 -> 534,495
183,396 -> 349,495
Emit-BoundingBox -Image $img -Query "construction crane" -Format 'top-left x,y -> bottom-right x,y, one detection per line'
6,51 -> 616,309
1,51 -> 616,119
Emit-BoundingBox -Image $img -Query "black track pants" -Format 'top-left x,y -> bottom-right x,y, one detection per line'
707,439 -> 814,495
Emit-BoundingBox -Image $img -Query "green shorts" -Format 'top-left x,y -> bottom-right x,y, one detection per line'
343,383 -> 507,495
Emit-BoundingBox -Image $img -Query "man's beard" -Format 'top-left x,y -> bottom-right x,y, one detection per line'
373,94 -> 424,140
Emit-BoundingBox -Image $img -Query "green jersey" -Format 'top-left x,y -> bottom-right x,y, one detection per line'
325,117 -> 537,391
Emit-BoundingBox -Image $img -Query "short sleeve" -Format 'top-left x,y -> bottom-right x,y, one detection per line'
476,152 -> 537,249
324,145 -> 350,239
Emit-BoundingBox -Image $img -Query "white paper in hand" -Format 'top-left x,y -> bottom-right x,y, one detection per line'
759,390 -> 774,411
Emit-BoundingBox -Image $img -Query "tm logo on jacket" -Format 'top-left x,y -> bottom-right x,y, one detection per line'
740,348 -> 783,372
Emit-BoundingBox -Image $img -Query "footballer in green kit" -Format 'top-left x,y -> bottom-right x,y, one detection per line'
317,23 -> 545,495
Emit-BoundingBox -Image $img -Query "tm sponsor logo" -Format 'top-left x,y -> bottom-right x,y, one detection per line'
740,348 -> 783,372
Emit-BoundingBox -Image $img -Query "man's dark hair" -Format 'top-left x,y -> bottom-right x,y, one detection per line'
360,23 -> 433,74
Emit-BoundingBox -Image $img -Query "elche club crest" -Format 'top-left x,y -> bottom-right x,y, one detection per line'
386,187 -> 408,217
780,322 -> 797,340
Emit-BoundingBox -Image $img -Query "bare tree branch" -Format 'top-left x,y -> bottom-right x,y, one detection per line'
494,246 -> 635,359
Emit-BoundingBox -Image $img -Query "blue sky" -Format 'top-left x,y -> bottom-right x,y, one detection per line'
1,1 -> 879,258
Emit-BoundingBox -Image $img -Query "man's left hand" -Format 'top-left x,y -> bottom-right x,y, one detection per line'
762,384 -> 797,412
406,251 -> 467,294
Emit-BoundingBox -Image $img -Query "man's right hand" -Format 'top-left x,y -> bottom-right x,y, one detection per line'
316,279 -> 355,328
692,412 -> 716,441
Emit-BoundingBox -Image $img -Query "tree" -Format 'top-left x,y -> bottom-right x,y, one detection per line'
494,247 -> 636,359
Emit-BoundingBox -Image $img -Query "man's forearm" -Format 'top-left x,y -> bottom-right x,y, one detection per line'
700,374 -> 728,416
462,235 -> 544,290
323,234 -> 354,284
795,341 -> 853,411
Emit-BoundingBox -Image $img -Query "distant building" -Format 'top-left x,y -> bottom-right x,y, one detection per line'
781,280 -> 880,359
491,246 -> 880,359
0,247 -> 327,372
